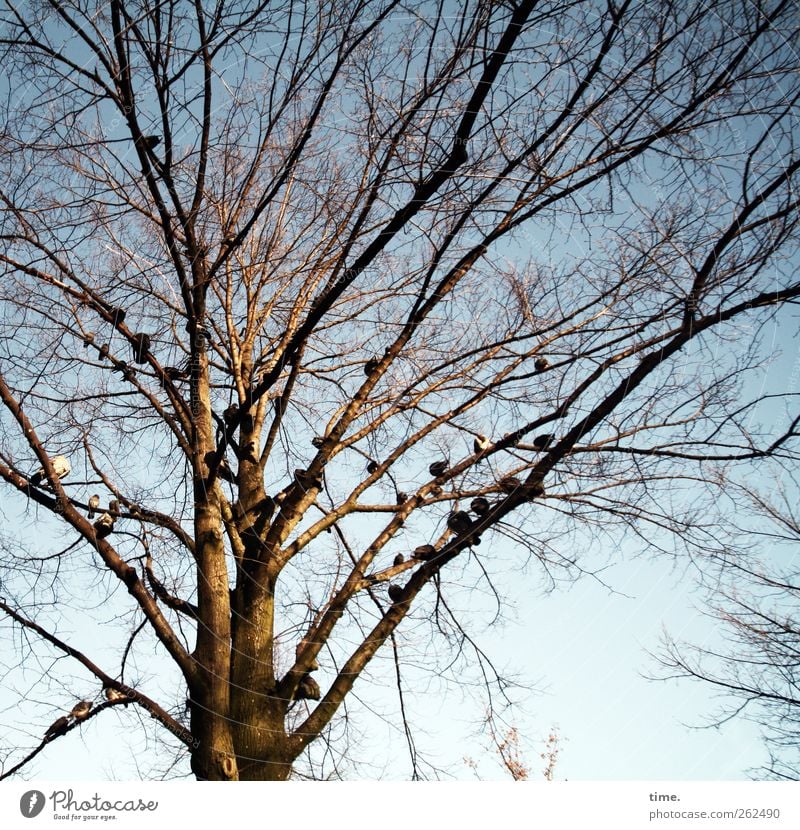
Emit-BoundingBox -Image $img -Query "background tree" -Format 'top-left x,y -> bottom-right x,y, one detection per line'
658,476 -> 800,780
0,0 -> 799,780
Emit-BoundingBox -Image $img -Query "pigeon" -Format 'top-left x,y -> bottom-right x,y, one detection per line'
93,512 -> 115,539
98,343 -> 110,359
412,544 -> 437,561
164,365 -> 189,381
447,511 -> 473,535
429,460 -> 448,477
499,475 -> 523,494
396,491 -> 408,505
104,687 -> 127,703
470,496 -> 491,516
533,433 -> 555,450
223,403 -> 239,425
109,307 -> 126,325
30,455 -> 71,487
364,358 -> 379,376
108,499 -> 120,517
311,436 -> 325,449
388,584 -> 404,603
87,494 -> 100,519
393,553 -> 405,566
473,434 -> 490,455
296,674 -> 321,701
141,135 -> 160,149
366,459 -> 379,474
534,357 -> 550,372
44,715 -> 70,742
131,333 -> 150,364
71,700 -> 92,720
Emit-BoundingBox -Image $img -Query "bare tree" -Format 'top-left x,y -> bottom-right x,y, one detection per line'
658,476 -> 800,780
0,0 -> 798,780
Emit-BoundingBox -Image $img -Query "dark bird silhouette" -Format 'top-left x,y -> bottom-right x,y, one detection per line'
447,510 -> 473,535
393,553 -> 405,566
396,491 -> 408,505
470,496 -> 490,516
429,459 -> 448,477
413,544 -> 437,561
499,475 -> 523,494
164,365 -> 189,381
93,512 -> 115,539
473,434 -> 490,455
364,358 -> 379,376
534,357 -> 549,372
141,135 -> 160,149
98,343 -> 110,359
87,494 -> 100,519
109,307 -> 126,325
108,499 -> 120,517
30,455 -> 71,487
533,433 -> 555,450
44,715 -> 70,742
71,700 -> 92,720
366,459 -> 378,474
296,674 -> 321,701
524,479 -> 546,500
388,583 -> 404,603
311,436 -> 325,449
131,333 -> 150,364
223,403 -> 239,425
205,451 -> 235,483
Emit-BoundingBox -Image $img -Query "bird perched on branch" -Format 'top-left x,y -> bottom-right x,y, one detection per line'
393,553 -> 405,566
109,307 -> 126,325
473,434 -> 490,456
140,135 -> 160,149
396,491 -> 408,505
71,700 -> 92,720
429,459 -> 448,477
43,715 -> 70,742
388,583 -> 404,603
30,455 -> 71,487
499,475 -> 523,494
311,436 -> 325,449
87,494 -> 100,519
296,674 -> 321,701
413,544 -> 437,561
366,459 -> 378,474
533,433 -> 555,450
104,687 -> 127,703
98,343 -> 110,359
131,333 -> 150,364
364,358 -> 379,376
470,496 -> 490,516
534,357 -> 549,372
164,365 -> 189,382
223,403 -> 239,425
93,512 -> 115,539
108,499 -> 120,517
447,510 -> 474,535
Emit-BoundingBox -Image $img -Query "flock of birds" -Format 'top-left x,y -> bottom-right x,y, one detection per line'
42,687 -> 127,743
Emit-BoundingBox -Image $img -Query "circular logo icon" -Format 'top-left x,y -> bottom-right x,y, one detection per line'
20,791 -> 46,818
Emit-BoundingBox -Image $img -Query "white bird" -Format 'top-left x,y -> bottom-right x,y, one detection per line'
473,434 -> 490,456
30,455 -> 71,487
